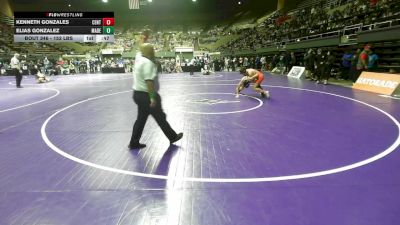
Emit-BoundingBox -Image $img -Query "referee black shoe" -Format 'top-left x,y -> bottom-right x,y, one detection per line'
128,143 -> 146,150
170,133 -> 183,145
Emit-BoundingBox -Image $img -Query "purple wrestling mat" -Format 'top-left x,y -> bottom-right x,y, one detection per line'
0,72 -> 399,225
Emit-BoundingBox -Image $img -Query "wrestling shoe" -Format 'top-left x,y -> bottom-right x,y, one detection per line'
261,91 -> 270,98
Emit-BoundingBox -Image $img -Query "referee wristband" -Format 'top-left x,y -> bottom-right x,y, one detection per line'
149,91 -> 156,100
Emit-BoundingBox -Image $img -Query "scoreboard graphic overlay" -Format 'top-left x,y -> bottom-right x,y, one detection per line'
14,12 -> 115,43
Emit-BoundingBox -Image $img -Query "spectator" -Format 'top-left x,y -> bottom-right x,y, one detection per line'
304,49 -> 316,80
356,45 -> 371,77
260,55 -> 267,71
290,52 -> 297,68
350,49 -> 362,82
323,51 -> 336,84
368,48 -> 379,71
341,50 -> 353,80
315,48 -> 326,84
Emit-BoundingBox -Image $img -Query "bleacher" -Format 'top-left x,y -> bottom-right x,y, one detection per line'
1,0 -> 399,76
373,41 -> 400,72
217,0 -> 400,75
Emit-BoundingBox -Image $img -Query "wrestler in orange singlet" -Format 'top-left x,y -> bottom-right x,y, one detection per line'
236,67 -> 270,98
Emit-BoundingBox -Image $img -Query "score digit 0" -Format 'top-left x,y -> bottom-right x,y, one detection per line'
102,18 -> 115,26
103,26 -> 114,34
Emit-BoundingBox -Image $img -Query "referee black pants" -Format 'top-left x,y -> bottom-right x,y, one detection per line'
189,65 -> 194,75
129,91 -> 177,145
13,69 -> 22,87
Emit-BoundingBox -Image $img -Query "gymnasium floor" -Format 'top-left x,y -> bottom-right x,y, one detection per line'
0,72 -> 399,225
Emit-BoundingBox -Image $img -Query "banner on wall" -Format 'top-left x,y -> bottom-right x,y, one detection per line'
287,66 -> 306,79
352,72 -> 400,95
174,47 -> 193,53
101,48 -> 123,55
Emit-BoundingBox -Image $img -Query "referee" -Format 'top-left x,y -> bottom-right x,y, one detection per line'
128,43 -> 183,149
10,53 -> 22,88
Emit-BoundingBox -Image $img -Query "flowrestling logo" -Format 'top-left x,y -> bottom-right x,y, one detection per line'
185,98 -> 240,105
